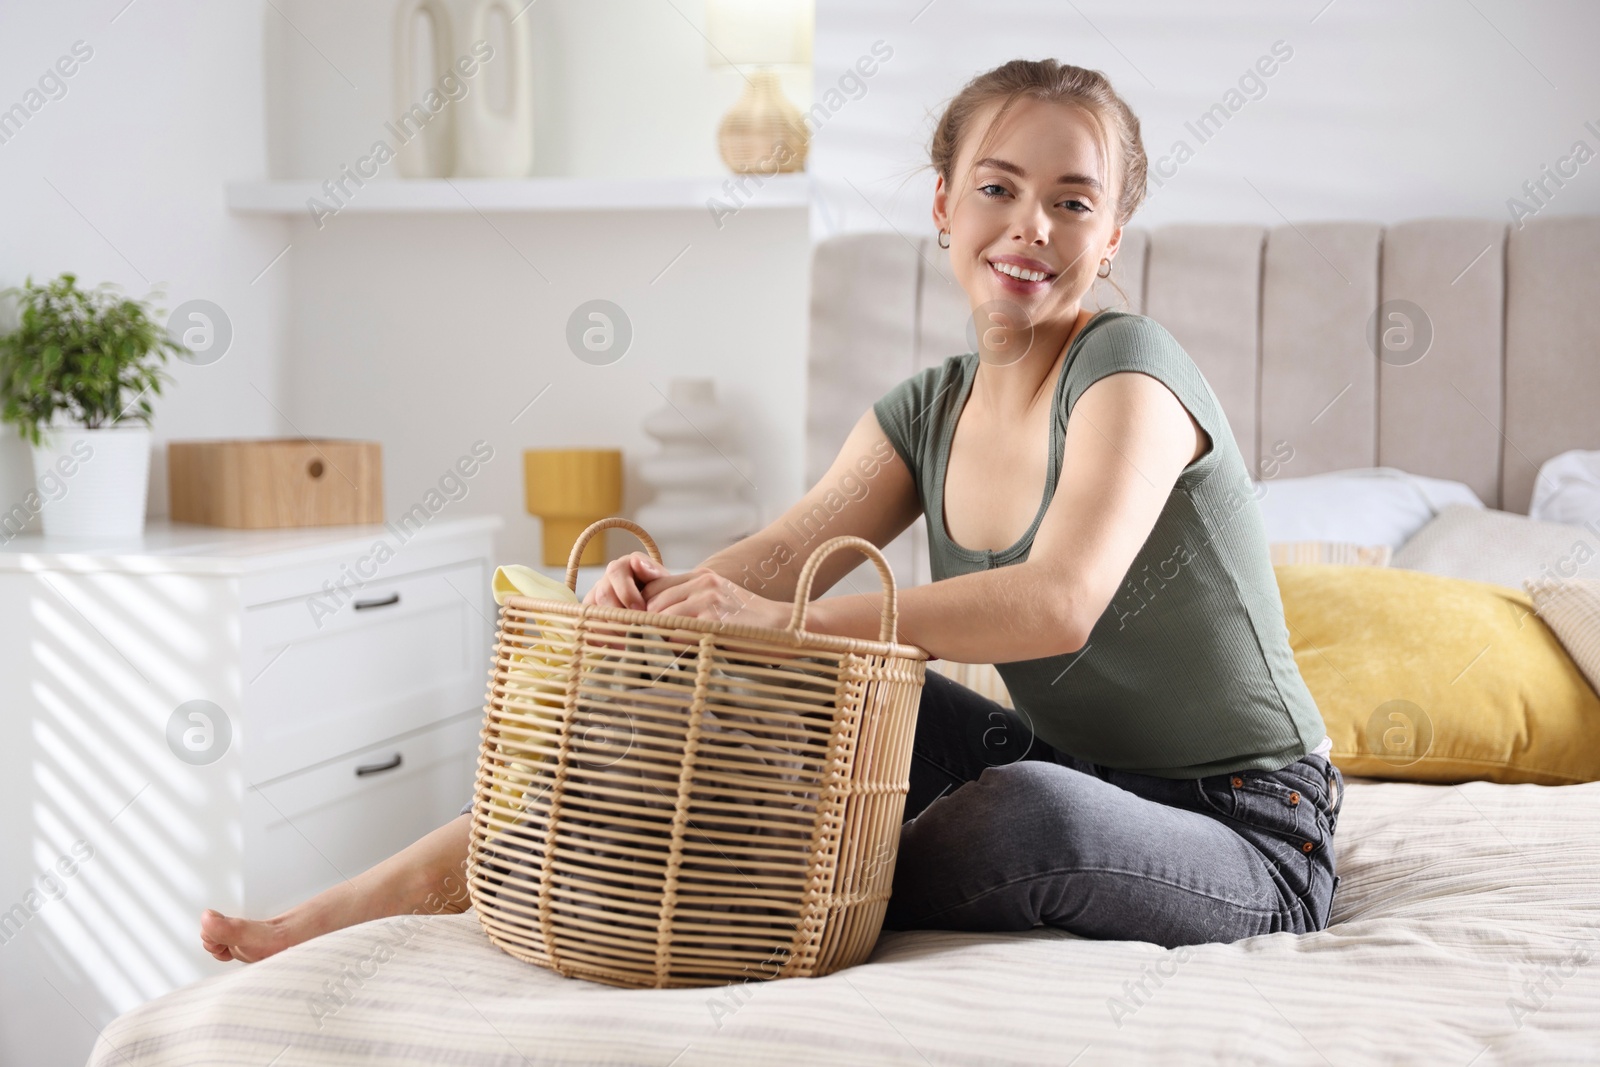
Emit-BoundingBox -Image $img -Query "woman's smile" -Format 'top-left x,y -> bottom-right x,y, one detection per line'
988,255 -> 1058,294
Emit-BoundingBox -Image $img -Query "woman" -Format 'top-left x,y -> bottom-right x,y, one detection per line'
201,58 -> 1342,963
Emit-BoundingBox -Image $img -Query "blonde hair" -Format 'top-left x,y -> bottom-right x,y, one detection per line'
928,59 -> 1147,305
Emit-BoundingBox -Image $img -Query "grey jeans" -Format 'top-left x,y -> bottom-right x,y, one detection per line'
881,670 -> 1345,947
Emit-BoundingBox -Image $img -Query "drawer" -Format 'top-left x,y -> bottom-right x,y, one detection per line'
244,711 -> 481,917
239,527 -> 497,608
243,560 -> 489,782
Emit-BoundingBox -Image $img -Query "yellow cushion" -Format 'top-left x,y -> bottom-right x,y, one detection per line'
1274,563 -> 1600,785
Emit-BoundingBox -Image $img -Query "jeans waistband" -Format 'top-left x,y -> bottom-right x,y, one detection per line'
1276,752 -> 1344,818
1076,750 -> 1344,820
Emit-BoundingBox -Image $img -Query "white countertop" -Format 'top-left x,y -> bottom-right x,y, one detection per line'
0,514 -> 504,574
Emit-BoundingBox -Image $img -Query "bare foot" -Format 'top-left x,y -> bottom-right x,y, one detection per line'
199,909 -> 296,964
198,815 -> 474,964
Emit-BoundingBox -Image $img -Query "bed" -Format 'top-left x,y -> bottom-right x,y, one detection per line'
90,217 -> 1600,1064
82,778 -> 1600,1064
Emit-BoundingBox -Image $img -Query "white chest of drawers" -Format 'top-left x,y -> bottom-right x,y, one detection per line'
0,515 -> 501,1050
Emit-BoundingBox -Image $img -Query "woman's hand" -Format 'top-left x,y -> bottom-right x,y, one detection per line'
582,552 -> 670,653
584,551 -> 669,611
642,566 -> 791,632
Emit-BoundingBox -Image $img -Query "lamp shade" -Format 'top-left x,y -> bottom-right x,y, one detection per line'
704,0 -> 813,68
523,448 -> 623,567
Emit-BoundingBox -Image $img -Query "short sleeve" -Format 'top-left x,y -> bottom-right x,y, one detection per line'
871,359 -> 962,484
1062,314 -> 1228,489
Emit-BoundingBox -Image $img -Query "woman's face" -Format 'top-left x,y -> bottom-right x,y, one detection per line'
933,96 -> 1123,333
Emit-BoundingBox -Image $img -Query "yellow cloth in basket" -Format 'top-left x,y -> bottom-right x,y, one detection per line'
487,566 -> 580,828
482,565 -> 814,847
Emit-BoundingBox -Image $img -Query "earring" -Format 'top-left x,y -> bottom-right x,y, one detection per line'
1097,257 -> 1112,278
937,229 -> 950,249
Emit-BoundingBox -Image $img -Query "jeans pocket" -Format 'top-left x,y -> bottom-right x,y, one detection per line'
1196,771 -> 1320,836
1194,770 -> 1324,906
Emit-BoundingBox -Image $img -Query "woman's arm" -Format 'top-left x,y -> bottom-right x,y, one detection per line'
587,408 -> 919,614
642,372 -> 1199,663
806,561 -> 1077,662
807,370 -> 1205,662
697,407 -> 923,604
588,407 -> 921,616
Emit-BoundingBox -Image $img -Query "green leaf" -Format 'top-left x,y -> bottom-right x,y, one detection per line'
0,272 -> 177,441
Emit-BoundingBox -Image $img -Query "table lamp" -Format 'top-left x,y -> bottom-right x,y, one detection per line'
705,0 -> 813,174
523,449 -> 623,567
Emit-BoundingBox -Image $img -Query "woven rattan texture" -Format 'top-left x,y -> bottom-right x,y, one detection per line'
467,519 -> 928,989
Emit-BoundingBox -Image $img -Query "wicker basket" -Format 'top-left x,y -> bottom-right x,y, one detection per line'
466,517 -> 928,989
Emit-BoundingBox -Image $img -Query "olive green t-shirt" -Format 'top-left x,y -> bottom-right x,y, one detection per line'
871,310 -> 1326,779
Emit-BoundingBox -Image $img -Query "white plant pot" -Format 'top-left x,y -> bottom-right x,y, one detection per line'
30,426 -> 152,539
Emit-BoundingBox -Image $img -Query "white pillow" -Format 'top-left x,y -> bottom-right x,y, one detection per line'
1524,577 -> 1600,695
1392,504 -> 1600,591
1530,449 -> 1600,529
1252,467 -> 1484,550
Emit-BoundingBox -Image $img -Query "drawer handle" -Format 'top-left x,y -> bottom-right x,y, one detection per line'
353,592 -> 401,611
355,753 -> 403,777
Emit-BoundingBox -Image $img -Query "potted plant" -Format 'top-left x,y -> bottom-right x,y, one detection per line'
0,272 -> 180,538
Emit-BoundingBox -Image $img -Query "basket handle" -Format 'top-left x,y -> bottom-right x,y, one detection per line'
788,536 -> 899,644
565,519 -> 900,645
564,517 -> 664,592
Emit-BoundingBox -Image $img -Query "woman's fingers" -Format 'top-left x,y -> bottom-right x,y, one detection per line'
617,553 -> 668,610
586,552 -> 655,611
577,553 -> 671,650
607,567 -> 643,610
646,589 -> 694,616
641,569 -> 699,603
627,553 -> 668,583
643,568 -> 714,614
585,580 -> 618,609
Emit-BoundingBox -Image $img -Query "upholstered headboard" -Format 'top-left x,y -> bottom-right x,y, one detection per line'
807,217 -> 1600,591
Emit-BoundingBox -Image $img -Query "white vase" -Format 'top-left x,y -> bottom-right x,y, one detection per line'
393,0 -> 458,178
452,0 -> 534,177
30,426 -> 151,539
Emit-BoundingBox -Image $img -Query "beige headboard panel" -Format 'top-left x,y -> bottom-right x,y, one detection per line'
807,216 -> 1600,590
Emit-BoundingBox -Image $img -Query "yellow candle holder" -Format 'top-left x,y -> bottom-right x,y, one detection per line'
523,449 -> 623,567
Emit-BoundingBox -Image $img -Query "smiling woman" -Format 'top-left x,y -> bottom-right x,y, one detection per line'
623,57 -> 1342,949
197,57 -> 1340,969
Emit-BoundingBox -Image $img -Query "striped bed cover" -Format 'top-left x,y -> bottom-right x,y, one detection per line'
90,778 -> 1600,1065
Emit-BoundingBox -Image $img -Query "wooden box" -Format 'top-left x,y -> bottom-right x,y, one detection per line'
168,439 -> 383,529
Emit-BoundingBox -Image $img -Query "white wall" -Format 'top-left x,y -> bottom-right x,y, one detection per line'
266,0 -> 815,563
0,1 -> 291,536
267,0 -> 810,180
809,0 -> 1600,238
280,206 -> 810,564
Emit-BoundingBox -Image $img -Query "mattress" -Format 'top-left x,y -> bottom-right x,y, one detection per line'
89,777 -> 1600,1066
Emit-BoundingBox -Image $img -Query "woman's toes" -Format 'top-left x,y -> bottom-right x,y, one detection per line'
200,908 -> 292,964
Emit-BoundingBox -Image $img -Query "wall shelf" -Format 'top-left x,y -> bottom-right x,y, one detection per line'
226,175 -> 811,215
